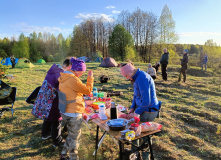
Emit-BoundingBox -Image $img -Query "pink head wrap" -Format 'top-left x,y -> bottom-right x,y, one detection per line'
120,63 -> 135,77
70,57 -> 86,71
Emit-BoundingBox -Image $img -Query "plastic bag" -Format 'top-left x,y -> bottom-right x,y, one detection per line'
140,122 -> 162,132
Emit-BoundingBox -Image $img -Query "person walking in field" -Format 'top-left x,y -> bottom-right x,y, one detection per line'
58,58 -> 94,160
146,63 -> 157,80
178,49 -> 189,83
160,48 -> 169,81
201,54 -> 208,71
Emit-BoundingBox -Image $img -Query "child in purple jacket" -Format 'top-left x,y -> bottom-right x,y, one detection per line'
41,63 -> 64,147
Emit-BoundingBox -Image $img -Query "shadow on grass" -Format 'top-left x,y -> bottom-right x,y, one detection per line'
187,68 -> 213,77
204,102 -> 221,113
87,66 -> 98,70
170,135 -> 219,160
0,115 -> 61,159
16,105 -> 33,110
0,137 -> 57,159
16,97 -> 28,101
155,81 -> 221,97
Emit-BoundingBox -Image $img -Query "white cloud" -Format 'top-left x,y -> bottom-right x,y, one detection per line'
60,21 -> 65,25
178,32 -> 221,45
112,10 -> 121,14
106,5 -> 115,9
75,13 -> 114,22
179,32 -> 221,37
20,26 -> 72,34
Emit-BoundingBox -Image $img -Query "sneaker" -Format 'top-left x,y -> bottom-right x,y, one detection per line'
53,141 -> 65,148
42,135 -> 51,140
60,155 -> 69,160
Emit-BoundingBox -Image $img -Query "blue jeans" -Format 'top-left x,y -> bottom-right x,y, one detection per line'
201,63 -> 207,70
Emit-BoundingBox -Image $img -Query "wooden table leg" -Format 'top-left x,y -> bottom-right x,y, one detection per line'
95,125 -> 99,160
148,136 -> 154,160
118,141 -> 124,160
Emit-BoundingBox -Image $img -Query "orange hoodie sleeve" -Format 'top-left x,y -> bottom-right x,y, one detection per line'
68,75 -> 94,95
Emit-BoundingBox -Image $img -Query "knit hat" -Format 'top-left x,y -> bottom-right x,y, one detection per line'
184,49 -> 188,53
120,63 -> 135,77
70,57 -> 86,71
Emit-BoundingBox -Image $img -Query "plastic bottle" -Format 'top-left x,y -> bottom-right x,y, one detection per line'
99,104 -> 107,120
93,87 -> 98,98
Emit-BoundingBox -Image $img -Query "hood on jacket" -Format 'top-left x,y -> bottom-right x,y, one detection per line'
58,70 -> 77,83
47,63 -> 64,75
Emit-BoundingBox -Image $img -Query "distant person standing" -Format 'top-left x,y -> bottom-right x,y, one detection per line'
201,54 -> 208,71
160,48 -> 169,81
10,54 -> 16,68
178,49 -> 189,83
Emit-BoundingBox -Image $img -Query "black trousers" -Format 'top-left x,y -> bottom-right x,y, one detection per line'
42,120 -> 63,145
161,64 -> 168,81
151,75 -> 156,80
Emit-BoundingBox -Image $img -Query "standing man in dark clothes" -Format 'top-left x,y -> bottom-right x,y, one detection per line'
10,54 -> 16,68
178,49 -> 189,82
160,48 -> 169,81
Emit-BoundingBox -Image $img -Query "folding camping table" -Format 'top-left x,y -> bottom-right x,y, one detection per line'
91,118 -> 161,160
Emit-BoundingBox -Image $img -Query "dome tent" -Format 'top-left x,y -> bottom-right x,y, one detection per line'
15,58 -> 35,68
1,57 -> 19,66
99,57 -> 118,67
36,59 -> 46,64
77,56 -> 91,62
95,57 -> 103,62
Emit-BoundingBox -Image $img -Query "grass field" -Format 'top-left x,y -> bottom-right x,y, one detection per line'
0,62 -> 221,160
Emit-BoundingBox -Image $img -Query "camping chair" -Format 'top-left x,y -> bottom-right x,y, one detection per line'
0,80 -> 17,118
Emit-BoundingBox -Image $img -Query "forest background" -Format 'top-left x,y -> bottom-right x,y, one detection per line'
0,5 -> 221,73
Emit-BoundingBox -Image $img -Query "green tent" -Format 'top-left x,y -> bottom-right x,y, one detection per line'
15,58 -> 35,68
36,59 -> 46,64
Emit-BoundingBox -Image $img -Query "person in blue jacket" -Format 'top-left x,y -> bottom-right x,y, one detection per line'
201,54 -> 208,71
120,62 -> 161,160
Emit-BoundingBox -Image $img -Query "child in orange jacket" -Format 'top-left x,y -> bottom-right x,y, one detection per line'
58,58 -> 94,160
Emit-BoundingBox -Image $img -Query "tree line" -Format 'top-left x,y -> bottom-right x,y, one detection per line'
0,5 -> 220,70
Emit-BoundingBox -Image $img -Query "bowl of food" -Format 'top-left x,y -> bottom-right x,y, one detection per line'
106,119 -> 128,131
85,99 -> 96,106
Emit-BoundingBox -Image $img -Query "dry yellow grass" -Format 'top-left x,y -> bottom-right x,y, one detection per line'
0,63 -> 220,160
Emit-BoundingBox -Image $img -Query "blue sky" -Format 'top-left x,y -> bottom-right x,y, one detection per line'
1,0 -> 221,45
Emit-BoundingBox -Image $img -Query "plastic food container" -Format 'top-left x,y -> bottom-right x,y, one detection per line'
85,99 -> 96,106
106,119 -> 128,131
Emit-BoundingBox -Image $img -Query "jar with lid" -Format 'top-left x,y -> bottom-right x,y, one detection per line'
110,102 -> 118,119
